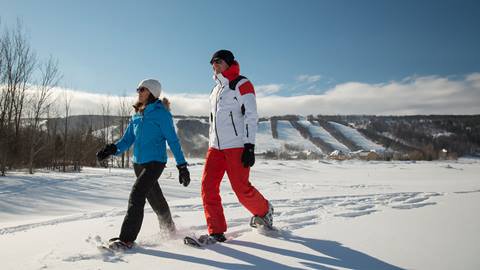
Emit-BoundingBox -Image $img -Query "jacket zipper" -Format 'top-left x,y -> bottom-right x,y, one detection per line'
246,124 -> 249,138
214,85 -> 222,149
137,115 -> 144,161
230,111 -> 238,136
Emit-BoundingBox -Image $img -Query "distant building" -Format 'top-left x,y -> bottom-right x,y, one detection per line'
328,150 -> 350,161
351,150 -> 381,161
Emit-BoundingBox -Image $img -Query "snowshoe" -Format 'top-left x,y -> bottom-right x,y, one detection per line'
250,202 -> 274,230
183,233 -> 226,248
98,237 -> 134,252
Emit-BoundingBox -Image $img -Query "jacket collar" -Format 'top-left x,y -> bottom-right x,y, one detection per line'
137,100 -> 162,115
222,61 -> 239,81
213,61 -> 240,85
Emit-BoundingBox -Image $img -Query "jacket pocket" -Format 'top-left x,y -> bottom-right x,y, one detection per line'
229,111 -> 238,136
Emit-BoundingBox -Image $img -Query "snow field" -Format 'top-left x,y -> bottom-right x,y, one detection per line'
1,158 -> 479,269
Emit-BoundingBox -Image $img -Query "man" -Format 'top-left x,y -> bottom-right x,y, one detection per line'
201,49 -> 273,243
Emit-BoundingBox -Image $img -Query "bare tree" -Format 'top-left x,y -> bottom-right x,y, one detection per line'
117,94 -> 132,168
0,21 -> 36,175
80,110 -> 101,166
101,95 -> 111,144
46,102 -> 61,170
26,56 -> 61,173
61,89 -> 72,172
0,20 -> 4,115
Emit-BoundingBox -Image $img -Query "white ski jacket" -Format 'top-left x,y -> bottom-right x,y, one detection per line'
209,61 -> 258,150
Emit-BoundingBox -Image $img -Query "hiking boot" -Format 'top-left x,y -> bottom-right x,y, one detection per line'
262,201 -> 274,228
210,233 -> 227,242
108,237 -> 134,250
197,233 -> 226,245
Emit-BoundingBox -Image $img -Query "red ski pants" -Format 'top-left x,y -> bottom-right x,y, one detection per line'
201,147 -> 269,234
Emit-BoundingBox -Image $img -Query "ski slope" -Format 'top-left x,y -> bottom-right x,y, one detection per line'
1,158 -> 480,270
276,120 -> 322,153
329,121 -> 385,152
255,121 -> 282,154
297,120 -> 351,153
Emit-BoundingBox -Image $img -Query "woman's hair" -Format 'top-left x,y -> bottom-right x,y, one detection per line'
162,97 -> 171,111
133,93 -> 171,113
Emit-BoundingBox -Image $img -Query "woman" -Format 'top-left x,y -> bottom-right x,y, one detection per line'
96,78 -> 190,250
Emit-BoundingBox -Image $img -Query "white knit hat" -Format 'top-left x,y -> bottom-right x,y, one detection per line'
137,79 -> 162,98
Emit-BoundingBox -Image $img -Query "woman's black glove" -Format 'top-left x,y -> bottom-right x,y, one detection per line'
177,163 -> 190,187
241,143 -> 255,168
96,144 -> 117,161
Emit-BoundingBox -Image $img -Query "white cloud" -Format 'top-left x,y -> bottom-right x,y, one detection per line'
163,93 -> 210,116
296,74 -> 322,83
207,73 -> 480,116
30,73 -> 480,117
255,84 -> 283,97
41,88 -> 209,116
43,88 -> 137,115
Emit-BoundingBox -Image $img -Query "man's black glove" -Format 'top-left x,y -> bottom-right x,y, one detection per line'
96,144 -> 117,162
241,143 -> 255,168
177,163 -> 190,187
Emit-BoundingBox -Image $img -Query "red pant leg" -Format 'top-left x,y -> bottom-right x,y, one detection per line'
224,148 -> 269,217
201,148 -> 227,234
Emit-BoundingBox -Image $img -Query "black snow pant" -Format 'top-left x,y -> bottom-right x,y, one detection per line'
119,161 -> 175,243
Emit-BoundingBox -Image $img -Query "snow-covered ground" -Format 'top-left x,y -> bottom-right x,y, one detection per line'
297,120 -> 351,153
1,158 -> 480,270
276,120 -> 322,153
329,121 -> 385,152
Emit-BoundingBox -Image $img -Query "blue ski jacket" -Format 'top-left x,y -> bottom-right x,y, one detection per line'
114,100 -> 186,165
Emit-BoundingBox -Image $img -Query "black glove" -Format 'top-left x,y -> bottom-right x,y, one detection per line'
241,143 -> 255,168
177,163 -> 190,187
96,144 -> 117,162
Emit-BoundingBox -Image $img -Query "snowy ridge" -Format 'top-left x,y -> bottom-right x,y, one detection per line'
92,124 -> 119,142
174,117 -> 208,125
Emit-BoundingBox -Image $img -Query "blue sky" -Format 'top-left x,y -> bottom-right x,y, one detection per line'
1,0 -> 479,98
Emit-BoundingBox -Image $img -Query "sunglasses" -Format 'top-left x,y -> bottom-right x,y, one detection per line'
136,87 -> 148,93
211,58 -> 223,65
